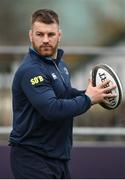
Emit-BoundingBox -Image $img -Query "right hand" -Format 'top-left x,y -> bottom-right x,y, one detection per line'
85,79 -> 117,105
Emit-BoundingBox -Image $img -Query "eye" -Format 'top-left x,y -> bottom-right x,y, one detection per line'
36,32 -> 44,36
48,32 -> 56,37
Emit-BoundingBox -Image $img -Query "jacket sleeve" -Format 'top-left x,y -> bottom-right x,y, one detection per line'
70,88 -> 86,98
21,67 -> 91,121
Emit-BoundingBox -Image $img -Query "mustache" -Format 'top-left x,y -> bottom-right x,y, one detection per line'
40,44 -> 52,48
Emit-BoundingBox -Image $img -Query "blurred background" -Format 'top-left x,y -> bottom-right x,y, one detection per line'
1,0 -> 125,178
0,0 -> 125,145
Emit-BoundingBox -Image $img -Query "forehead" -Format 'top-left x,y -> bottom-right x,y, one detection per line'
32,21 -> 59,32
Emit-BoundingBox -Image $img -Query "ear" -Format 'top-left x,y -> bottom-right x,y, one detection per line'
58,29 -> 62,42
29,29 -> 33,43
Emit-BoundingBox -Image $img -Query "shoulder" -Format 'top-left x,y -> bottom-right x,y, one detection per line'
13,55 -> 47,82
60,59 -> 69,70
59,58 -> 67,67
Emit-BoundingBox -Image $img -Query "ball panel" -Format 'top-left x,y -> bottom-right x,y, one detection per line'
96,68 -> 118,109
91,64 -> 123,110
105,65 -> 123,107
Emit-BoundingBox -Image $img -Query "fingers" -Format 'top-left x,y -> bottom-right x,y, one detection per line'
102,82 -> 117,98
88,78 -> 92,84
98,80 -> 116,92
102,93 -> 117,105
86,78 -> 117,105
98,80 -> 111,88
103,84 -> 116,93
103,92 -> 117,98
97,80 -> 117,102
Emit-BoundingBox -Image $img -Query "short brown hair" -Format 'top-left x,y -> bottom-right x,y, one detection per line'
31,9 -> 59,25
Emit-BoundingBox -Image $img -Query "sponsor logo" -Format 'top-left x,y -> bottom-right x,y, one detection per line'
30,76 -> 44,85
51,73 -> 57,80
64,67 -> 69,75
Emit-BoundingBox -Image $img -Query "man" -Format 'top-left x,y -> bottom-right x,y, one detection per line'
9,9 -> 116,179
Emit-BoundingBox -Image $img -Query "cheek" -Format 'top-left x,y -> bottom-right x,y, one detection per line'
32,36 -> 41,44
52,36 -> 60,44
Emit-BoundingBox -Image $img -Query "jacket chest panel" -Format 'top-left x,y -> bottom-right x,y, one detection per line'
48,64 -> 71,98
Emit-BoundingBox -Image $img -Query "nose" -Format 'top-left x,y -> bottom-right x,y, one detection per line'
43,34 -> 49,43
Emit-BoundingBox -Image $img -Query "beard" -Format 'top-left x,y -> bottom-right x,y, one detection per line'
32,41 -> 59,58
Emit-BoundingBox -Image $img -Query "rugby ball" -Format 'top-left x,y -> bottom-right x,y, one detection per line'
91,64 -> 123,110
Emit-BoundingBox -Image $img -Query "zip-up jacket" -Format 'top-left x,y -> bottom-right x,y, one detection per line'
9,48 -> 91,160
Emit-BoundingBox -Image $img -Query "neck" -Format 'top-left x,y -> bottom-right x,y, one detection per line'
52,51 -> 57,59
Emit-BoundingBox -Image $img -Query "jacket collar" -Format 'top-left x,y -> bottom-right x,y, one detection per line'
29,47 -> 64,64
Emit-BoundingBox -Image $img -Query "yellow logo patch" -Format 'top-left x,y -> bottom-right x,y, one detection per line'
30,76 -> 44,85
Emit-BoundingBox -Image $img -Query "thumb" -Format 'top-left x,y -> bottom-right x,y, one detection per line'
88,78 -> 93,86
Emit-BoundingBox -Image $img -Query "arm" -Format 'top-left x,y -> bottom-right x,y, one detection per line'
70,88 -> 86,98
21,68 -> 91,121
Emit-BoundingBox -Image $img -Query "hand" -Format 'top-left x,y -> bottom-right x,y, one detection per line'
85,79 -> 117,105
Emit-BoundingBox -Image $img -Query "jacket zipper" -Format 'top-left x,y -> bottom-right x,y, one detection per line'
52,61 -> 67,88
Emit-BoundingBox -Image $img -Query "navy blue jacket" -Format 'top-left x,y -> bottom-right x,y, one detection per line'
9,48 -> 91,160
